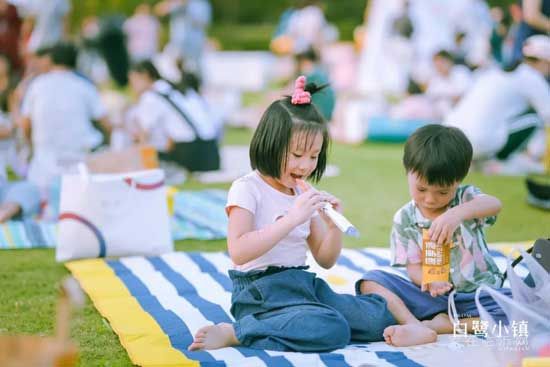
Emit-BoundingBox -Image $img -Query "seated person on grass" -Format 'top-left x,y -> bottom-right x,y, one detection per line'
357,124 -> 510,347
0,155 -> 40,222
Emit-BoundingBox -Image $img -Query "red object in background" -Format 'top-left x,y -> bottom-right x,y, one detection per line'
539,343 -> 550,357
0,3 -> 23,74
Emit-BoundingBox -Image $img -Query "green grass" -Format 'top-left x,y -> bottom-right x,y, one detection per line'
0,127 -> 547,366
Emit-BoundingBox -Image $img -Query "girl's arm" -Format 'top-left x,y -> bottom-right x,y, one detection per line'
307,216 -> 342,269
227,189 -> 324,265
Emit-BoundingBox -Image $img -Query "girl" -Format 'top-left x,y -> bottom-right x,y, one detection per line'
188,76 -> 435,352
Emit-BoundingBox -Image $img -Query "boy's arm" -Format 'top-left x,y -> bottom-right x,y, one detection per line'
450,194 -> 502,221
430,194 -> 502,245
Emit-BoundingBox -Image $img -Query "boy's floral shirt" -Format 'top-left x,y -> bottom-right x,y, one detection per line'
390,185 -> 503,293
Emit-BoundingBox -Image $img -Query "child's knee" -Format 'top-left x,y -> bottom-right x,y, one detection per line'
319,314 -> 351,349
360,279 -> 385,295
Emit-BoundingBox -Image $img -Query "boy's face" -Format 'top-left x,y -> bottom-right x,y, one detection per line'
279,131 -> 323,191
407,172 -> 459,215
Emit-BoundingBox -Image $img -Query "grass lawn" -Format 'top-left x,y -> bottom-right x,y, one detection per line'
0,127 -> 546,366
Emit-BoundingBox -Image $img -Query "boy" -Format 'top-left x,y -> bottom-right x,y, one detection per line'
357,124 -> 510,347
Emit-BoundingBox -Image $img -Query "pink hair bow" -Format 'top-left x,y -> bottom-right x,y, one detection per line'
291,75 -> 311,105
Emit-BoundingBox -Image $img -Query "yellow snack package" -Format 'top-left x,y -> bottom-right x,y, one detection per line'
421,229 -> 451,286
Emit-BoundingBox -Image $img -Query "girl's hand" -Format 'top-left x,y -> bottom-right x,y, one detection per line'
318,191 -> 343,213
317,191 -> 343,229
429,208 -> 462,245
422,281 -> 453,297
288,189 -> 325,226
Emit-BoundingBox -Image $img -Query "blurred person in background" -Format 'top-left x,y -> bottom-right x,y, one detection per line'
155,0 -> 211,78
11,0 -> 70,54
295,48 -> 335,121
425,50 -> 472,119
18,42 -> 110,197
444,35 -> 550,174
0,0 -> 23,76
510,0 -> 550,67
123,3 -> 160,63
127,60 -> 221,173
270,0 -> 337,56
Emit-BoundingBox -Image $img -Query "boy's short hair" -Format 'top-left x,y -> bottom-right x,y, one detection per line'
249,85 -> 329,183
50,42 -> 78,69
403,124 -> 473,186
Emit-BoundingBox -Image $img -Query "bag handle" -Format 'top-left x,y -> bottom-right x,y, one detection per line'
154,90 -> 203,140
475,284 -> 550,329
447,289 -> 461,329
77,162 -> 141,218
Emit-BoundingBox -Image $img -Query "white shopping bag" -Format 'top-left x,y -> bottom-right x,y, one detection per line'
56,168 -> 173,262
474,249 -> 550,365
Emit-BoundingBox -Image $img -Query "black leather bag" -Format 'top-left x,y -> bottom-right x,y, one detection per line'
155,91 -> 220,172
503,238 -> 550,282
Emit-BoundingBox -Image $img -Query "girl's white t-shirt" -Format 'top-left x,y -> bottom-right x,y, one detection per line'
226,170 -> 311,272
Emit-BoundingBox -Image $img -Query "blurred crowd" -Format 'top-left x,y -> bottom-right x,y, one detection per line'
334,0 -> 549,177
0,0 -> 548,222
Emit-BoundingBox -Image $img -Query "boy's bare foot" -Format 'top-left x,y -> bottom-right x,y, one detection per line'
383,324 -> 437,347
188,322 -> 239,351
421,313 -> 454,334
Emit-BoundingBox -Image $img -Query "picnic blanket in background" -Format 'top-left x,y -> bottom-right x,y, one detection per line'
66,245 -> 530,367
0,190 -> 228,249
171,189 -> 228,240
0,219 -> 58,249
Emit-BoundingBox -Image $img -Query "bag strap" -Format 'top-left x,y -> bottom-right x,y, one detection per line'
154,90 -> 202,140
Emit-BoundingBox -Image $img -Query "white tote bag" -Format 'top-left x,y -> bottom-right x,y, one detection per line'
56,168 -> 173,262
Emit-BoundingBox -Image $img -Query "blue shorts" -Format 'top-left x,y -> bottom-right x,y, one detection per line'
356,270 -> 512,323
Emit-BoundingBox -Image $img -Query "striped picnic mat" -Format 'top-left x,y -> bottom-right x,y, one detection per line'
66,245 -> 529,367
0,190 -> 228,249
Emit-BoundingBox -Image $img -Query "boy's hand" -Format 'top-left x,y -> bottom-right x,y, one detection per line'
429,208 -> 462,245
422,281 -> 453,297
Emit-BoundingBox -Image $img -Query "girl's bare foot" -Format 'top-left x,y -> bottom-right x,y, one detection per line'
383,324 -> 437,347
188,323 -> 239,351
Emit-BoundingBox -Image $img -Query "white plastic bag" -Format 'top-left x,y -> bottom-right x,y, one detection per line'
56,168 -> 173,262
506,248 -> 550,312
474,249 -> 550,366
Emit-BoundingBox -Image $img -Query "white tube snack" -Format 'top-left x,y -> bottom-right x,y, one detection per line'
297,180 -> 360,237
